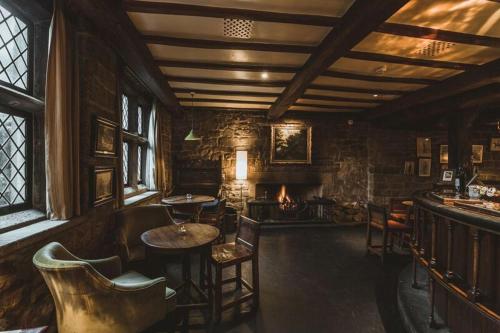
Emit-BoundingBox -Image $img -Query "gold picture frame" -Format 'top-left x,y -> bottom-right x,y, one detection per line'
270,124 -> 312,164
93,116 -> 119,157
439,145 -> 448,164
491,138 -> 500,152
90,167 -> 116,206
418,158 -> 431,177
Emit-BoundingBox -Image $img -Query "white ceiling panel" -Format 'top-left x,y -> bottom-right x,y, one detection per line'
134,0 -> 355,17
305,88 -> 398,100
296,98 -> 378,108
148,45 -> 310,66
180,101 -> 270,109
161,67 -> 295,81
388,0 -> 500,38
330,57 -> 462,80
129,13 -> 330,45
169,81 -> 285,93
354,32 -> 500,65
289,105 -> 362,112
175,93 -> 277,103
313,76 -> 425,91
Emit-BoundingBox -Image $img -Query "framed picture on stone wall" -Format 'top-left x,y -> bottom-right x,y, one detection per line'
416,137 -> 431,157
472,145 -> 483,164
270,124 -> 312,164
93,116 -> 119,157
491,138 -> 500,152
403,161 -> 415,176
90,167 -> 116,206
439,145 -> 448,164
418,158 -> 431,177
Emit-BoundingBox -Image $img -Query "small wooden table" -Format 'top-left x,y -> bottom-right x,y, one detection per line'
141,223 -> 220,327
162,195 -> 215,223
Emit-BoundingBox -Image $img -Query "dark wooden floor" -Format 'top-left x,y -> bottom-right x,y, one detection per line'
167,225 -> 410,333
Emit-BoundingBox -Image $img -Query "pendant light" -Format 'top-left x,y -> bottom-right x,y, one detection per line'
184,92 -> 201,141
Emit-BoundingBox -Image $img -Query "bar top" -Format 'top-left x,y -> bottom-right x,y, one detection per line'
413,192 -> 500,233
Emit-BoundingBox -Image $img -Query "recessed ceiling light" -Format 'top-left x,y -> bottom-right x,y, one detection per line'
261,72 -> 269,79
373,94 -> 379,98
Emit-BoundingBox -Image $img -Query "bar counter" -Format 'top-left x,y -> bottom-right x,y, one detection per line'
412,192 -> 500,333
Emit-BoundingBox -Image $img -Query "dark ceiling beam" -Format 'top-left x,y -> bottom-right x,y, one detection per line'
302,94 -> 380,104
377,23 -> 500,48
309,84 -> 405,95
65,0 -> 180,110
345,51 -> 478,71
393,83 -> 500,125
322,70 -> 437,85
173,88 -> 280,98
166,76 -> 288,87
124,0 -> 339,26
294,102 -> 367,110
157,60 -> 299,73
267,0 -> 410,119
179,98 -> 272,105
366,58 -> 500,120
144,35 -> 315,54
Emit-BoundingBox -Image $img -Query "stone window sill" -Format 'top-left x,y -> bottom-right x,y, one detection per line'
0,209 -> 46,234
124,190 -> 161,207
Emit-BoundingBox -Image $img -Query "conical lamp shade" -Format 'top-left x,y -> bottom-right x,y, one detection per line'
184,128 -> 201,141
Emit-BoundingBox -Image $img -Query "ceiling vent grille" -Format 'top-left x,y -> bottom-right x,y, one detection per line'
223,18 -> 254,39
414,41 -> 455,57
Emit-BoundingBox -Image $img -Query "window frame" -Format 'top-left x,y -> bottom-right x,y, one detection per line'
120,73 -> 151,199
0,0 -> 35,94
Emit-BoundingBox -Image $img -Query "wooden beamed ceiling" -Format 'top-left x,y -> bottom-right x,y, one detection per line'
123,0 -> 500,118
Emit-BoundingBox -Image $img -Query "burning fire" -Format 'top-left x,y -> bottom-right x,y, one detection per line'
277,185 -> 298,212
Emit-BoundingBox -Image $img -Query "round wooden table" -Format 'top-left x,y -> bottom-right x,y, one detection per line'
141,223 -> 220,326
162,195 -> 216,223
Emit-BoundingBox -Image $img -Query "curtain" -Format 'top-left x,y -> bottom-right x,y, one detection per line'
45,0 -> 80,219
154,105 -> 169,196
145,102 -> 156,190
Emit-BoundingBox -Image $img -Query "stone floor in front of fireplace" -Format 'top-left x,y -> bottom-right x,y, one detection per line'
155,225 -> 410,333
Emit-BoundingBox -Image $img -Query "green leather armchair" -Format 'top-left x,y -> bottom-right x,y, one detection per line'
33,242 -> 176,333
116,204 -> 174,265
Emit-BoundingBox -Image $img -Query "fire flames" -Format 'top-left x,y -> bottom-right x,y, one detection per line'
277,185 -> 298,212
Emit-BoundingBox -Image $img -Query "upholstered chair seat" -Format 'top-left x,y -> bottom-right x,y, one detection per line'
33,242 -> 175,333
116,204 -> 174,266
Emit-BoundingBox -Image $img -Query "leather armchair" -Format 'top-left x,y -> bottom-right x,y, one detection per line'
116,204 -> 174,265
33,242 -> 176,333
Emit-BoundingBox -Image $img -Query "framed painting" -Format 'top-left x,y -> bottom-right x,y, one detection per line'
270,124 -> 312,164
418,158 -> 431,177
440,169 -> 455,184
416,137 -> 431,157
91,167 -> 116,206
93,116 -> 118,157
472,145 -> 483,164
439,145 -> 448,164
491,138 -> 500,152
403,161 -> 415,176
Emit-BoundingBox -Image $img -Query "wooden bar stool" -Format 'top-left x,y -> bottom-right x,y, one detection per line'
209,216 -> 260,323
366,203 -> 412,264
389,197 -> 412,223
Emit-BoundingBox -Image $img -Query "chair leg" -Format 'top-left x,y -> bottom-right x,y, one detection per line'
252,256 -> 259,310
214,264 -> 223,323
365,223 -> 372,255
199,253 -> 206,290
235,263 -> 242,289
381,228 -> 388,264
389,233 -> 395,252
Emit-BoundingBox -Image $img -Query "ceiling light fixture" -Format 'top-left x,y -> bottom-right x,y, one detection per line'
373,94 -> 379,98
184,92 -> 201,141
261,72 -> 269,79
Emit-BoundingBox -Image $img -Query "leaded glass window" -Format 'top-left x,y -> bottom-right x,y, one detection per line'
0,3 -> 30,91
137,106 -> 142,135
122,95 -> 128,130
137,146 -> 142,182
123,142 -> 128,185
0,110 -> 26,207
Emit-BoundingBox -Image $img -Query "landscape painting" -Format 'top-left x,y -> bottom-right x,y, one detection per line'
271,124 -> 312,164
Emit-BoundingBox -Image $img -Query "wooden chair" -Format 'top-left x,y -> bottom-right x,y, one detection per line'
199,198 -> 227,243
209,216 -> 260,323
366,203 -> 412,264
389,197 -> 412,223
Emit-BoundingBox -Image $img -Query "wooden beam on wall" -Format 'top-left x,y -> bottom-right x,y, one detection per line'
124,0 -> 340,26
366,58 -> 500,120
345,51 -> 478,71
144,35 -> 315,54
65,0 -> 180,110
267,0 -> 410,119
157,60 -> 299,73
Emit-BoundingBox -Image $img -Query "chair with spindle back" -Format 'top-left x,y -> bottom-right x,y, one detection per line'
366,203 -> 412,264
389,197 -> 412,223
209,216 -> 260,323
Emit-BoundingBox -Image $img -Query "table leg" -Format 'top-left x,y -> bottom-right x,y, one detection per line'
205,247 -> 213,323
193,203 -> 203,223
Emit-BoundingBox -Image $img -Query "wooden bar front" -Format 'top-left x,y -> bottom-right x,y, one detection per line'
412,192 -> 500,333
